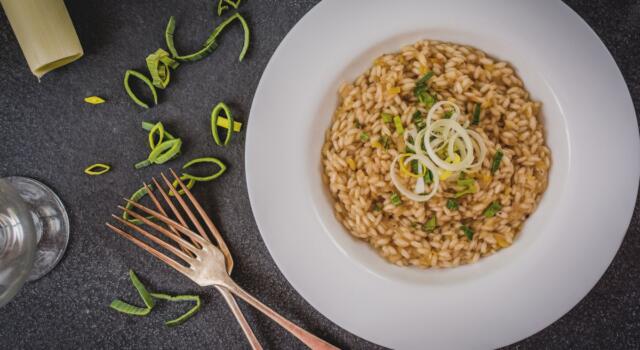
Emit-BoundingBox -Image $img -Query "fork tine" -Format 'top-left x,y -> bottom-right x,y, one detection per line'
119,202 -> 209,248
159,172 -> 211,241
143,182 -> 196,257
169,169 -> 234,271
152,177 -> 209,246
112,214 -> 196,262
106,222 -> 191,276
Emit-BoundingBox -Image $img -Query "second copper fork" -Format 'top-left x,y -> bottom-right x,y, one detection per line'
107,170 -> 338,350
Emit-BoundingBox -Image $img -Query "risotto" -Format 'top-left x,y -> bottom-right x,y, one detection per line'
321,40 -> 551,268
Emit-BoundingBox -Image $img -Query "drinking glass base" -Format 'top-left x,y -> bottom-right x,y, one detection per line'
5,177 -> 69,281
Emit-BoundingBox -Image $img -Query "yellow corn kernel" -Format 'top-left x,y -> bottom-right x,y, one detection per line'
419,65 -> 428,75
371,140 -> 382,148
346,157 -> 356,170
495,234 -> 510,248
388,86 -> 401,95
84,96 -> 105,105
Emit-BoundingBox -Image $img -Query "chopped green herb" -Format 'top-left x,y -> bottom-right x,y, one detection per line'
414,72 -> 437,108
418,91 -> 436,108
360,132 -> 369,142
372,202 -> 383,211
381,112 -> 393,123
424,169 -> 433,184
405,146 -> 415,154
491,149 -> 504,174
381,135 -> 390,149
354,119 -> 361,128
483,201 -> 502,218
457,178 -> 475,187
423,216 -> 437,232
412,111 -> 426,129
444,110 -> 454,119
390,192 -> 402,206
415,71 -> 434,87
471,103 -> 481,125
393,116 -> 404,135
446,198 -> 459,210
455,184 -> 477,198
411,160 -> 419,174
124,70 -> 158,109
461,225 -> 474,240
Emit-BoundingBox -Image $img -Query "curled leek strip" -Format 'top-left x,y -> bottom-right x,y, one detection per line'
141,121 -> 176,140
109,270 -> 154,316
181,157 -> 227,182
146,49 -> 179,89
84,163 -> 111,175
150,293 -> 201,327
124,70 -> 158,109
170,174 -> 196,197
205,13 -> 250,62
211,102 -> 234,146
135,139 -> 182,169
217,0 -> 241,16
148,122 -> 165,150
150,139 -> 182,164
165,16 -> 219,62
122,185 -> 156,225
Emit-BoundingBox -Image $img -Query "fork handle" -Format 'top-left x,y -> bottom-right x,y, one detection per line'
222,281 -> 340,350
215,285 -> 263,350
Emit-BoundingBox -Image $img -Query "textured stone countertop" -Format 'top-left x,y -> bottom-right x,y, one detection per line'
0,1 -> 638,349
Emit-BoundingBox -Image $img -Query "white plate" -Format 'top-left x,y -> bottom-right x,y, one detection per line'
246,0 -> 639,348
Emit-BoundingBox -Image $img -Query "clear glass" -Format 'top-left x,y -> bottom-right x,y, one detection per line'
0,177 -> 69,307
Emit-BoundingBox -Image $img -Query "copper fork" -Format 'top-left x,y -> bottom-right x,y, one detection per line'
106,170 -> 339,350
136,175 -> 262,350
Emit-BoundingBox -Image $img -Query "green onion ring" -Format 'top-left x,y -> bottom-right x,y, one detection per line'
148,139 -> 182,165
165,16 -> 219,62
169,174 -> 196,197
141,121 -> 175,140
205,13 -> 250,62
148,122 -> 165,150
150,293 -> 201,327
146,49 -> 178,89
122,185 -> 156,225
84,163 -> 111,175
181,157 -> 227,182
124,70 -> 158,109
211,102 -> 234,146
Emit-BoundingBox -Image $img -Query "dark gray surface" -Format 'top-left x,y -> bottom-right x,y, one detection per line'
0,1 -> 638,349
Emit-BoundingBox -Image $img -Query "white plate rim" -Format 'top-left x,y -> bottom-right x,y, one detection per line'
246,1 -> 640,348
